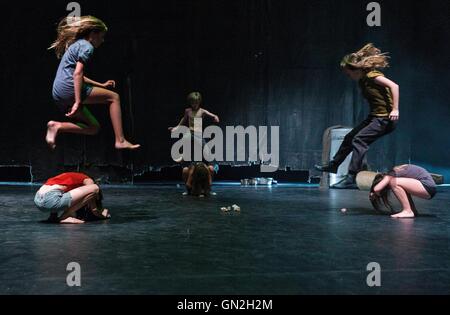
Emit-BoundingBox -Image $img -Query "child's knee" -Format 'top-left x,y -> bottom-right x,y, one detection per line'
351,136 -> 367,149
90,184 -> 100,194
85,124 -> 100,135
388,177 -> 398,188
84,178 -> 95,185
92,124 -> 101,134
109,92 -> 120,103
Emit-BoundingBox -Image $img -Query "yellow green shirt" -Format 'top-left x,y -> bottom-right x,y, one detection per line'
359,70 -> 393,117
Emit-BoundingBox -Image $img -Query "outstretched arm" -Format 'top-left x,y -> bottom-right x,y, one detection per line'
202,109 -> 220,123
169,110 -> 188,132
84,76 -> 116,89
374,76 -> 400,121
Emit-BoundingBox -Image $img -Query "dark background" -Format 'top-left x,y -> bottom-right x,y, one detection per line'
0,0 -> 449,182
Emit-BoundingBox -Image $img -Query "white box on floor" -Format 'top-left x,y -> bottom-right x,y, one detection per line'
329,128 -> 353,187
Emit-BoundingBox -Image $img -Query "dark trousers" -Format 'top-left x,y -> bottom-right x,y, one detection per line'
333,116 -> 397,175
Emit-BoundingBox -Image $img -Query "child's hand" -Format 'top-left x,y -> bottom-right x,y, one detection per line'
102,80 -> 116,89
213,115 -> 220,123
66,102 -> 81,117
389,110 -> 399,121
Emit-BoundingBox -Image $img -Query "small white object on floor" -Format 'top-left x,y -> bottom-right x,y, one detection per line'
211,192 -> 217,196
176,184 -> 181,188
221,205 -> 240,212
182,192 -> 188,196
341,208 -> 347,213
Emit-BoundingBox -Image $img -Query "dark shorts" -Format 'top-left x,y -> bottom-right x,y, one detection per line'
422,184 -> 437,199
53,84 -> 94,114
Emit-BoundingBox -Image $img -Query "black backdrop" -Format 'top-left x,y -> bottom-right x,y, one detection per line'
1,0 -> 449,182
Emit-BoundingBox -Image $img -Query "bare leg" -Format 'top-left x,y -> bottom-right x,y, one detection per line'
84,87 -> 140,150
184,166 -> 195,192
45,106 -> 100,149
389,177 -> 430,218
182,167 -> 190,182
208,165 -> 214,186
407,192 -> 419,216
59,184 -> 99,223
390,184 -> 415,218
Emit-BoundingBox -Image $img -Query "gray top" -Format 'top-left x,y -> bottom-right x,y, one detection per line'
52,39 -> 94,102
388,164 -> 436,188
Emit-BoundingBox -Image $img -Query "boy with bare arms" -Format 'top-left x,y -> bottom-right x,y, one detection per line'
169,92 -> 219,162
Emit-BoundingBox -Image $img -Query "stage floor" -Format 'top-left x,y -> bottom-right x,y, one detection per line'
0,183 -> 449,294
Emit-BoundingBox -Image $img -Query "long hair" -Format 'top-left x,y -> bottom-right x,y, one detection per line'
49,16 -> 108,58
95,188 -> 104,210
340,43 -> 390,70
369,174 -> 394,213
191,163 -> 211,196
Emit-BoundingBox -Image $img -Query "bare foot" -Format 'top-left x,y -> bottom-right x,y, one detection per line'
60,217 -> 85,224
391,210 -> 415,218
45,121 -> 59,150
115,139 -> 140,150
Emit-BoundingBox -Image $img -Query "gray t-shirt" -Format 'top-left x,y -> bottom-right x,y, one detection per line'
388,165 -> 436,189
52,39 -> 94,103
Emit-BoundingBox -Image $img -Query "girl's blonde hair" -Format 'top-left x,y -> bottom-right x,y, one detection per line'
340,43 -> 390,70
49,16 -> 108,58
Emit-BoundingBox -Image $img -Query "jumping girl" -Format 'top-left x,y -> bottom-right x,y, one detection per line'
46,16 -> 140,150
315,43 -> 399,189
